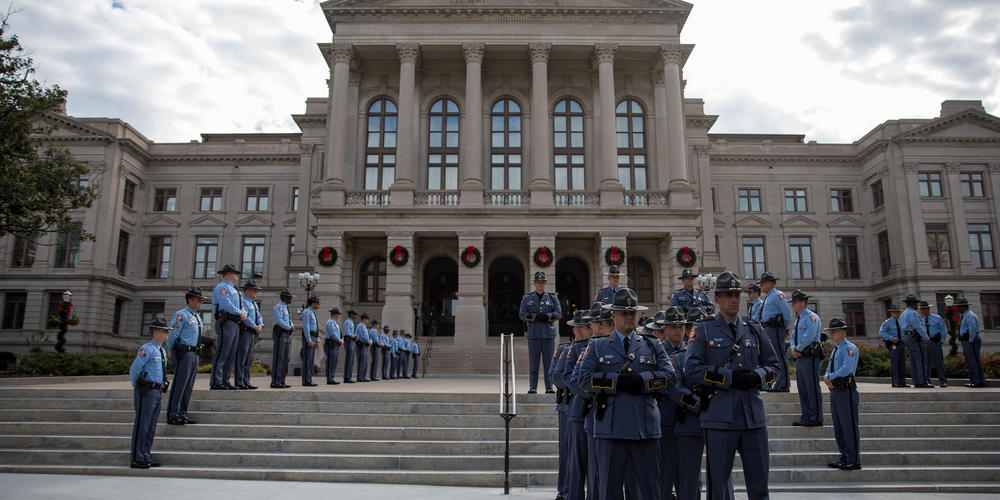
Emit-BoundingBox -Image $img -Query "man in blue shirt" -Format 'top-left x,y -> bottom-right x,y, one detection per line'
270,289 -> 295,389
211,264 -> 246,390
822,318 -> 861,471
129,318 -> 170,469
878,304 -> 907,387
755,272 -> 792,392
324,307 -> 343,385
594,265 -> 623,305
519,271 -> 563,394
900,294 -> 932,388
166,287 -> 207,425
342,309 -> 358,383
400,330 -> 412,378
747,282 -> 762,319
957,298 -> 986,387
369,319 -> 382,381
919,301 -> 949,387
300,295 -> 321,386
355,313 -> 371,382
410,336 -> 421,378
788,289 -> 822,426
380,325 -> 392,380
235,279 -> 263,390
670,269 -> 714,314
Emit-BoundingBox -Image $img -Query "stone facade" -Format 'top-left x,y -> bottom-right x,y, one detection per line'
1,1 -> 998,371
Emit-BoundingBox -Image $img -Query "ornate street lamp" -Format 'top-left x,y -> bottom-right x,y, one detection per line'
56,290 -> 73,353
297,272 -> 320,314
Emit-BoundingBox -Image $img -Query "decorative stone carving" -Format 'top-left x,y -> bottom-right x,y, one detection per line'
397,43 -> 421,64
528,43 -> 551,64
300,143 -> 316,154
594,43 -> 617,64
902,161 -> 919,172
694,144 -> 711,157
945,162 -> 962,173
348,69 -> 362,87
650,69 -> 666,87
988,162 -> 1000,172
329,43 -> 355,65
462,43 -> 485,64
660,45 -> 683,65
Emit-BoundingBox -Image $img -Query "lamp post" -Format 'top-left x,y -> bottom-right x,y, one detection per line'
56,290 -> 72,353
944,294 -> 958,357
297,272 -> 320,314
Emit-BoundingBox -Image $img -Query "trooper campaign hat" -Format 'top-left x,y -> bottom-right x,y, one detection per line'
918,301 -> 931,309
635,316 -> 653,335
383,325 -> 390,332
686,307 -> 708,324
360,312 -> 370,319
185,286 -> 208,301
279,288 -> 295,298
601,288 -> 648,312
306,294 -> 321,305
955,297 -> 969,306
533,271 -> 547,282
589,301 -> 612,322
242,279 -> 259,290
788,289 -> 810,302
746,282 -> 761,293
659,306 -> 687,326
758,271 -> 777,283
887,303 -> 902,312
714,271 -> 742,293
149,317 -> 169,333
566,310 -> 590,327
329,306 -> 341,315
904,294 -> 920,305
605,265 -> 624,277
680,269 -> 697,279
217,264 -> 240,276
823,317 -> 848,332
347,308 -> 358,316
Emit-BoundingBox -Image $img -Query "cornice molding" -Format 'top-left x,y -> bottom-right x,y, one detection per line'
324,7 -> 689,26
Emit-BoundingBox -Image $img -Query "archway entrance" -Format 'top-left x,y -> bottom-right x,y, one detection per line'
556,257 -> 590,339
421,257 -> 457,336
488,257 -> 524,336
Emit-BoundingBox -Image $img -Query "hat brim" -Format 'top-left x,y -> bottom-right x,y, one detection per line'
186,294 -> 209,301
601,304 -> 649,312
715,288 -> 742,294
822,326 -> 848,332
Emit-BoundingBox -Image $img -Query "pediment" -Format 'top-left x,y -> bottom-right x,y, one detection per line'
899,110 -> 1000,140
144,214 -> 181,228
827,215 -> 866,228
235,214 -> 273,227
190,214 -> 227,228
325,0 -> 692,9
734,215 -> 771,228
282,216 -> 298,227
780,215 -> 819,228
713,217 -> 727,228
38,113 -> 113,140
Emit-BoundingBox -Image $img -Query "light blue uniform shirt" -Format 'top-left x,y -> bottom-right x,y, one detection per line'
390,337 -> 399,354
343,318 -> 356,339
878,317 -> 902,341
212,280 -> 244,316
369,327 -> 379,345
302,308 -> 319,343
749,298 -> 763,320
410,342 -> 420,355
924,313 -> 948,342
241,296 -> 262,329
166,307 -> 201,351
325,318 -> 342,341
130,340 -> 166,386
899,307 -> 929,340
824,338 -> 859,380
791,309 -> 821,351
401,338 -> 411,353
355,322 -> 370,344
961,309 -> 981,342
273,302 -> 293,331
759,288 -> 792,326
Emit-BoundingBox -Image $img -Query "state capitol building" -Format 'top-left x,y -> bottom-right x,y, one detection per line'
2,0 -> 998,373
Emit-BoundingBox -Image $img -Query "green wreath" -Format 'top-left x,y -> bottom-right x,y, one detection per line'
676,247 -> 697,268
461,246 -> 481,268
389,245 -> 409,266
605,246 -> 625,266
533,246 -> 553,268
317,247 -> 338,267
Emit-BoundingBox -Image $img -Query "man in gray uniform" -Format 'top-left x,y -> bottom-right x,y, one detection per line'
519,271 -> 563,394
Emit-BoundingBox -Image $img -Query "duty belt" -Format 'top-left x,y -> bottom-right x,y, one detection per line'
176,344 -> 198,352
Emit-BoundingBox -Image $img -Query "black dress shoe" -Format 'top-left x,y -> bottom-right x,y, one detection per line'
210,385 -> 226,390
280,384 -> 291,388
146,461 -> 161,467
916,384 -> 935,388
182,418 -> 196,425
130,461 -> 149,469
327,381 -> 340,385
792,421 -> 805,426
245,384 -> 258,390
270,383 -> 283,388
234,385 -> 248,390
224,384 -> 238,390
827,460 -> 844,469
303,382 -> 318,386
803,421 -> 823,427
403,376 -> 410,379
941,382 -> 948,387
527,389 -> 537,394
839,463 -> 862,470
545,389 -> 555,394
345,380 -> 355,384
167,418 -> 185,425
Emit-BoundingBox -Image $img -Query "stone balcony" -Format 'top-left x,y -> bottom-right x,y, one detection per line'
342,188 -> 671,209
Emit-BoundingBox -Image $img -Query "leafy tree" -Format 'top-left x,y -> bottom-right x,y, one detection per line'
0,11 -> 96,240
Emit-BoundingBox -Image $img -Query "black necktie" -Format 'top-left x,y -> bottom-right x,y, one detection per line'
925,317 -> 930,339
830,346 -> 838,371
893,318 -> 901,340
623,335 -> 630,353
794,316 -> 801,345
159,346 -> 166,379
728,322 -> 737,337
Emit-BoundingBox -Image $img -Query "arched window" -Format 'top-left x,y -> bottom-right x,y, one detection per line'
616,98 -> 647,190
627,256 -> 655,304
490,98 -> 523,190
428,97 -> 460,190
358,256 -> 387,303
553,98 -> 585,190
364,97 -> 397,190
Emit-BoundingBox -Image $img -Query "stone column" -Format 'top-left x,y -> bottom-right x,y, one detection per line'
455,232 -> 487,346
529,43 -> 554,207
661,44 -> 694,207
383,231 -> 416,334
461,43 -> 486,206
901,162 -> 930,271
392,43 -> 420,205
289,143 -> 317,268
990,163 -> 1000,267
666,232 -> 699,299
595,44 -> 623,207
529,232 -> 556,284
945,162 -> 973,272
323,43 -> 354,201
651,70 -> 670,190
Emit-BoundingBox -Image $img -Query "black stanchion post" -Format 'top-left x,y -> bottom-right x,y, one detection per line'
498,333 -> 517,495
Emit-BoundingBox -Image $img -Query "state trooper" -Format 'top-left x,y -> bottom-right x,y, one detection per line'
324,307 -> 343,385
901,294 -> 932,388
594,265 -> 623,304
754,271 -> 792,392
822,318 -> 861,470
919,301 -> 949,387
342,309 -> 358,383
747,283 -> 762,319
578,288 -> 675,500
573,301 -> 612,500
650,307 -> 684,500
878,304 -> 907,387
788,289 -> 823,426
400,330 -> 412,378
355,313 -> 371,382
300,294 -> 321,386
957,298 -> 986,388
410,336 -> 421,378
685,271 -> 779,500
519,271 -> 563,394
369,319 -> 382,381
389,330 -> 400,379
550,338 -> 573,500
129,318 -> 170,469
166,286 -> 207,425
271,289 -> 295,389
235,279 -> 263,390
211,264 -> 247,390
381,325 -> 392,379
670,269 -> 714,314
561,309 -> 593,500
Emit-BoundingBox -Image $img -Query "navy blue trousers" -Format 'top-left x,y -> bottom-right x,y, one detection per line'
271,332 -> 289,385
369,344 -> 380,380
356,342 -> 368,382
131,388 -> 161,464
963,338 -> 985,385
764,325 -> 789,390
382,349 -> 390,379
926,341 -> 947,385
167,348 -> 198,421
795,355 -> 823,423
527,337 -> 555,391
566,419 -> 588,500
704,427 -> 769,500
659,427 -> 679,500
888,341 -> 906,385
211,319 -> 239,386
301,342 -> 316,385
343,340 -> 355,381
234,329 -> 255,387
324,341 -> 340,383
830,387 -> 860,465
902,334 -> 926,386
595,438 -> 660,500
557,411 -> 569,497
411,354 -> 419,377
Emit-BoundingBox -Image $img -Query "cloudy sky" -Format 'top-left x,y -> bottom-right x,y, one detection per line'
11,0 -> 1000,144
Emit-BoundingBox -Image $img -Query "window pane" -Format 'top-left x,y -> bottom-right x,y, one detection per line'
428,167 -> 441,190
445,167 -> 458,189
492,168 -> 504,189
384,133 -> 396,147
571,168 -> 584,190
492,133 -> 504,148
555,168 -> 568,190
509,133 -> 521,148
382,168 -> 394,190
554,134 -> 567,148
492,116 -> 505,131
446,133 -> 459,148
618,169 -> 630,189
570,117 -> 583,132
616,117 -> 628,132
634,169 -> 647,191
510,168 -> 521,190
365,168 -> 378,190
571,133 -> 583,148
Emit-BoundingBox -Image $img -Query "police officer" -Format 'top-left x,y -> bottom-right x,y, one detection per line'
685,271 -> 779,500
342,309 -> 358,383
166,287 -> 206,425
519,271 -> 563,394
301,294 -> 321,386
901,294 -> 932,388
747,283 -> 762,319
594,265 -> 623,304
788,289 -> 823,426
652,307 -> 686,500
823,318 -> 861,470
919,301 -> 949,387
235,279 -> 263,390
550,338 -> 573,500
755,271 -> 792,392
129,318 -> 170,469
400,330 -> 412,378
574,301 -> 613,500
271,289 -> 295,388
670,269 -> 714,313
878,304 -> 907,387
324,307 -> 343,385
578,288 -> 675,500
381,325 -> 393,380
211,264 -> 246,390
410,336 -> 421,378
561,310 -> 593,500
957,298 -> 986,387
355,313 -> 371,382
389,330 -> 400,379
369,319 -> 382,381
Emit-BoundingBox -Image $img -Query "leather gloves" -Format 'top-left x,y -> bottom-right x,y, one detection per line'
732,369 -> 761,390
534,312 -> 549,322
617,373 -> 644,396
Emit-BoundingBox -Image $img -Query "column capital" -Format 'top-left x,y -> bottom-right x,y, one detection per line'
328,43 -> 355,65
397,43 -> 421,64
528,43 -> 552,64
902,161 -> 920,173
659,44 -> 683,65
594,43 -> 618,64
694,143 -> 711,157
945,162 -> 962,173
650,68 -> 666,87
462,42 -> 486,64
988,162 -> 1000,172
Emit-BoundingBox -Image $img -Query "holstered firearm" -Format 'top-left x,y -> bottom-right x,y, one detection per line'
581,397 -> 593,418
761,317 -> 784,328
801,341 -> 824,358
831,374 -> 857,390
593,392 -> 608,420
137,376 -> 169,394
215,310 -> 241,326
272,325 -> 290,336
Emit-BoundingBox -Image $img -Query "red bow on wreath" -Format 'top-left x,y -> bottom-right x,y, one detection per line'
534,247 -> 552,267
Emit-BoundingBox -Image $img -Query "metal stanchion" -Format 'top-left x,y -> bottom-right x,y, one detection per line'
498,333 -> 517,494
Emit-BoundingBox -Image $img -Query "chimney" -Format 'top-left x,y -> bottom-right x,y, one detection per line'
940,100 -> 984,117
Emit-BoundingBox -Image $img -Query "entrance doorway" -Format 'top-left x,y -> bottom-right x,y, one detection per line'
488,257 -> 524,336
556,257 -> 590,339
421,257 -> 457,336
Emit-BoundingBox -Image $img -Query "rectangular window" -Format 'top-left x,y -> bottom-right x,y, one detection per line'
291,186 -> 299,211
46,292 -> 63,330
147,236 -> 172,279
871,179 -> 884,209
246,187 -> 269,211
194,236 -> 219,279
830,188 -> 853,212
241,236 -> 265,278
969,224 -> 995,269
981,293 -> 1000,330
71,175 -> 89,188
54,225 -> 81,269
200,188 -> 223,211
918,172 -> 943,197
10,235 -> 36,268
788,237 -> 813,279
141,302 -> 165,334
153,188 -> 177,212
112,297 -> 125,335
737,188 -> 762,212
287,235 -> 295,265
842,302 -> 866,337
123,179 -> 136,209
784,188 -> 807,212
116,230 -> 130,276
877,230 -> 891,277
836,236 -> 860,279
741,236 -> 766,280
960,172 -> 985,198
2,292 -> 27,330
925,223 -> 952,269
711,187 -> 718,212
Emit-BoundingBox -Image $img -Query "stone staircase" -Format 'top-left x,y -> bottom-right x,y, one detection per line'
0,386 -> 998,492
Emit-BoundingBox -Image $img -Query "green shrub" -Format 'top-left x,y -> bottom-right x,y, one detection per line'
17,352 -> 134,376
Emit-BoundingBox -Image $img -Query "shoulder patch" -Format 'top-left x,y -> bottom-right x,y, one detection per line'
139,349 -> 147,358
688,327 -> 698,344
176,314 -> 183,321
848,348 -> 855,357
172,323 -> 180,328
221,289 -> 227,295
809,316 -> 816,322
777,292 -> 785,299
